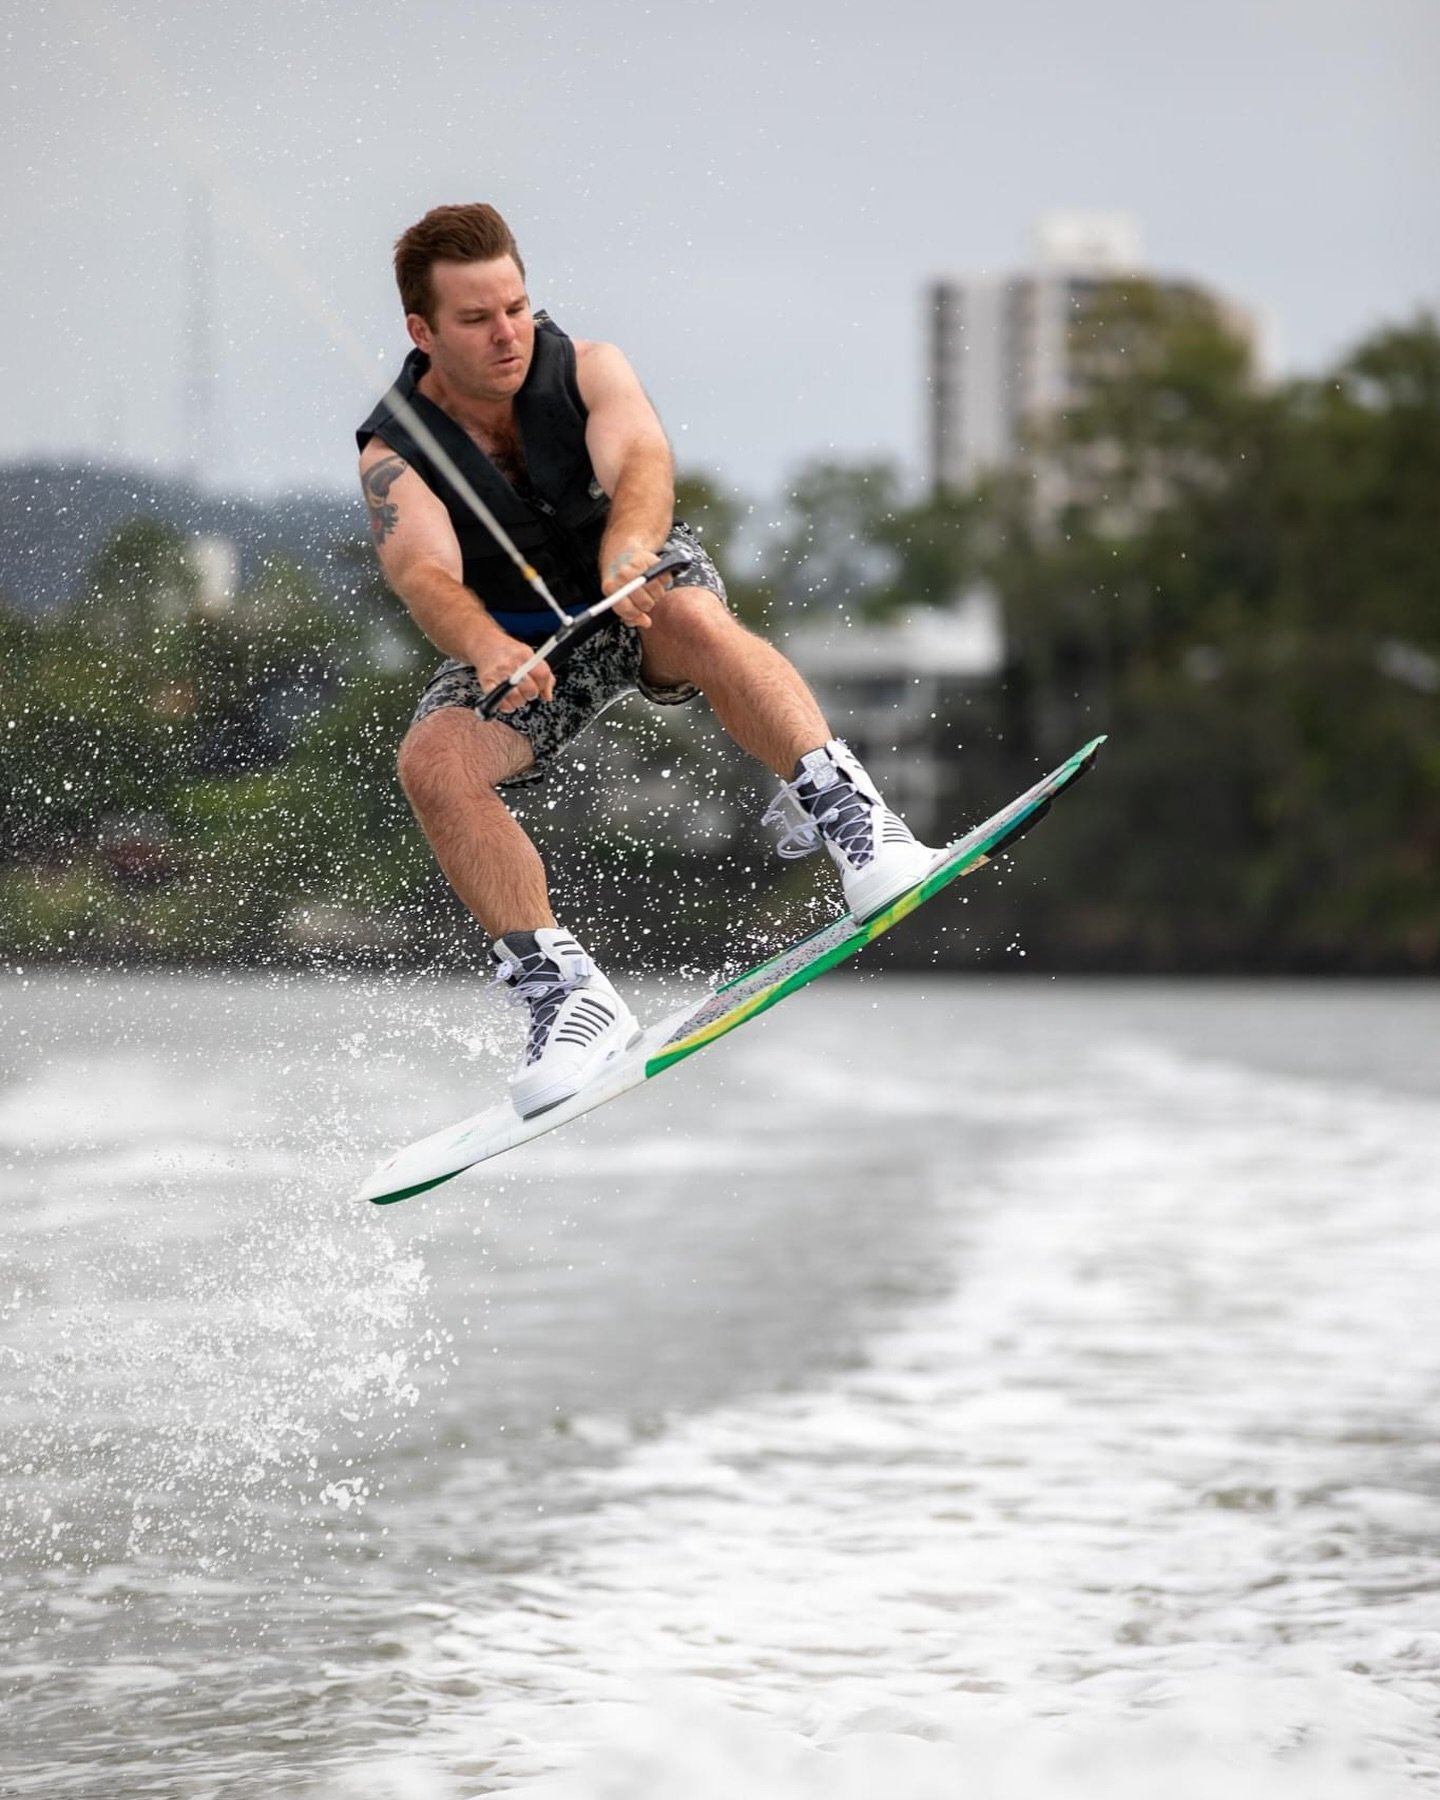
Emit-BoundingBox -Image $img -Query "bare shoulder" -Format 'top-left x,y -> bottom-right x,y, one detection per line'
363,428 -> 408,471
573,338 -> 641,403
572,336 -> 622,365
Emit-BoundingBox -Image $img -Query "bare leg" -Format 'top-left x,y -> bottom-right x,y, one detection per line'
639,588 -> 830,777
396,707 -> 554,938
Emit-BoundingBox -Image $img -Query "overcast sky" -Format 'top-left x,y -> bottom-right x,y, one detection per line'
3,0 -> 1436,504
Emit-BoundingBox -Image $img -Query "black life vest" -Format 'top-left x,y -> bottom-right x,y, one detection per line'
356,314 -> 610,644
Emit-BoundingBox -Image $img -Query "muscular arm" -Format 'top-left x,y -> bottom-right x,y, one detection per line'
576,341 -> 675,616
359,438 -> 553,708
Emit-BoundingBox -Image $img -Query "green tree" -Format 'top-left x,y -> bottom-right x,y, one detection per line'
673,469 -> 770,626
82,519 -> 200,646
769,458 -> 906,619
975,297 -> 1440,968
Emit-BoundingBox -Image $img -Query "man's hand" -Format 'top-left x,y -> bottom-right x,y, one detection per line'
601,544 -> 672,628
468,627 -> 555,714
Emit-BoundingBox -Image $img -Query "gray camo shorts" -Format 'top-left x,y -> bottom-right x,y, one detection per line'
409,520 -> 728,789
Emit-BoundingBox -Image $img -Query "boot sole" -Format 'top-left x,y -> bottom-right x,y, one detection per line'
513,1023 -> 644,1119
846,847 -> 944,924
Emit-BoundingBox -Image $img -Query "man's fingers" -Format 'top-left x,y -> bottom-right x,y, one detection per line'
610,570 -> 676,628
491,655 -> 554,712
612,597 -> 654,629
499,682 -> 539,713
604,549 -> 653,590
603,546 -> 674,604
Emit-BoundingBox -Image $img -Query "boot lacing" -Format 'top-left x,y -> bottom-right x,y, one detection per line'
494,947 -> 594,1067
762,775 -> 878,868
760,784 -> 822,859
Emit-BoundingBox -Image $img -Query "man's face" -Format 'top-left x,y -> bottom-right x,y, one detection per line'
407,255 -> 535,403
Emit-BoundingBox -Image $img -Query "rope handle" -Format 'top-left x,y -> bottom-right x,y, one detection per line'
477,546 -> 694,719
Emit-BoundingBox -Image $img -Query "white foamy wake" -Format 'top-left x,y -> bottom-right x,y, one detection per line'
345,1040 -> 1440,1797
0,1048 -> 442,1572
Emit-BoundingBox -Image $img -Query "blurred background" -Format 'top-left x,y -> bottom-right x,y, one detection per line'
3,9 -> 1440,1798
2,0 -> 1436,975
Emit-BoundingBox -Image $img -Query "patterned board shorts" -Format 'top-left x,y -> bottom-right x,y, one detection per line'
409,521 -> 728,788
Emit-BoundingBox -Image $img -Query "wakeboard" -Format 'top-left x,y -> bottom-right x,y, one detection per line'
357,735 -> 1104,1205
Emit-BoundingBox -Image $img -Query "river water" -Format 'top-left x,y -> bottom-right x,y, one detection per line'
1,970 -> 1437,1797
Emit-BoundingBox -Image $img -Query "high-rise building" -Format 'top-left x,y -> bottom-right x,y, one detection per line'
926,213 -> 1251,500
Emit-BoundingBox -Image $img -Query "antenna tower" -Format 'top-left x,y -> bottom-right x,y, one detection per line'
182,186 -> 218,485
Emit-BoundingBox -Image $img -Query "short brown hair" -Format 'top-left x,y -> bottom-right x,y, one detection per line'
393,204 -> 526,322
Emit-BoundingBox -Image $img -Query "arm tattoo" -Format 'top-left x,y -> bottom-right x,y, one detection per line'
362,453 -> 407,547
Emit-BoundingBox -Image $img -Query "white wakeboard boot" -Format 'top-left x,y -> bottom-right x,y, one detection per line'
491,927 -> 640,1118
763,740 -> 938,922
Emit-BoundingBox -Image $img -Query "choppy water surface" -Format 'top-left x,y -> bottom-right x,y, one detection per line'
1,972 -> 1437,1797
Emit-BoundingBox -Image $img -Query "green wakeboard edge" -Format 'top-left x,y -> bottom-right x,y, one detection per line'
643,733 -> 1102,1075
356,735 -> 1104,1206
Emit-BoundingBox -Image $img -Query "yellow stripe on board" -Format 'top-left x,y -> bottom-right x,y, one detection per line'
658,978 -> 788,1063
645,737 -> 1104,1084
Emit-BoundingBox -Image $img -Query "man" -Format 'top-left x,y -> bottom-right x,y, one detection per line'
358,203 -> 932,1118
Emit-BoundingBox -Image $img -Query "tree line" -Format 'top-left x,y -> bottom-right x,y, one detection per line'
2,288 -> 1437,972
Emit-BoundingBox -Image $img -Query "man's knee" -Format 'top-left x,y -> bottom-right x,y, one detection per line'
641,587 -> 755,686
397,708 -> 529,805
397,711 -> 452,804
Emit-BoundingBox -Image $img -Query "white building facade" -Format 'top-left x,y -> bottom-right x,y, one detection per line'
926,212 -> 1253,498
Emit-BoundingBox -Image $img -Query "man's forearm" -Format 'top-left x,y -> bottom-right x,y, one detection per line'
391,559 -> 512,667
600,443 -> 674,577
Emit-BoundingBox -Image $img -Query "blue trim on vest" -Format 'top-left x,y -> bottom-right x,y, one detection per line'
487,604 -> 590,643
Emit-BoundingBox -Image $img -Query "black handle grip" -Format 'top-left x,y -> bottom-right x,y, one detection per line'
477,548 -> 692,718
641,546 -> 692,583
478,675 -> 527,720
